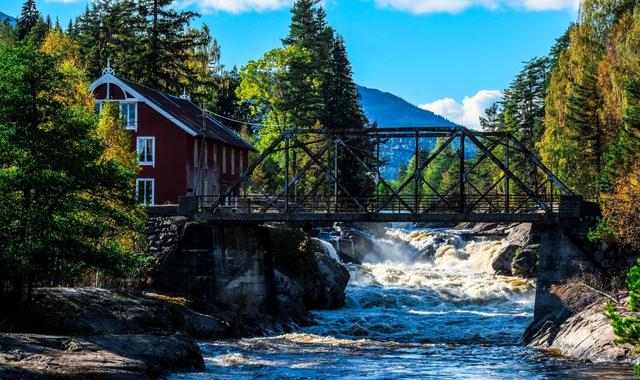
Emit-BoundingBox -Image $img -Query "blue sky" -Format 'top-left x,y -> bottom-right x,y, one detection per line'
1,0 -> 578,128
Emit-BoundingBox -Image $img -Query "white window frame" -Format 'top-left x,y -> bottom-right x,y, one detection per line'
120,102 -> 137,131
222,146 -> 227,174
94,100 -> 138,132
239,151 -> 244,175
137,137 -> 155,166
136,178 -> 155,206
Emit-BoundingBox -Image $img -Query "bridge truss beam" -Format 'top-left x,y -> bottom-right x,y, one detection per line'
203,126 -> 574,223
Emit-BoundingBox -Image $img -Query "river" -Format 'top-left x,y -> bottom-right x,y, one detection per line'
172,225 -> 634,379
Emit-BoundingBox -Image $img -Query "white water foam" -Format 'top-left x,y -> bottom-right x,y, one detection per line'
314,238 -> 341,262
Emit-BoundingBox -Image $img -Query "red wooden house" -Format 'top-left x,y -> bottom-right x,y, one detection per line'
90,65 -> 256,206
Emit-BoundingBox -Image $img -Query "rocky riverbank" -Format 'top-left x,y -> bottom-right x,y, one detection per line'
0,222 -> 351,379
522,282 -> 636,364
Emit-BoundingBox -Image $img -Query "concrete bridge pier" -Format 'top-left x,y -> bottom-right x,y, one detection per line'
145,217 -> 276,315
534,223 -> 596,320
533,196 -> 598,321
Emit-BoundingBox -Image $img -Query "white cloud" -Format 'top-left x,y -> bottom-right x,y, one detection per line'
374,0 -> 580,13
178,0 -> 294,13
419,90 -> 502,130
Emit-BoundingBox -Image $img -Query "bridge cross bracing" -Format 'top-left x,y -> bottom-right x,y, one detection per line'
193,126 -> 579,224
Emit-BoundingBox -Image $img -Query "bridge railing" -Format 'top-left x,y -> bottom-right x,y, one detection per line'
198,126 -> 574,221
198,193 -> 559,215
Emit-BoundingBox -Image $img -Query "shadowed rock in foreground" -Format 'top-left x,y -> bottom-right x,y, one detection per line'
0,334 -> 204,379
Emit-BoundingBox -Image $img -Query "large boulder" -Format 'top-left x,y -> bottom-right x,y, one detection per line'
523,283 -> 634,364
512,244 -> 540,278
269,226 -> 350,310
314,250 -> 350,309
9,287 -> 230,340
490,224 -> 540,277
505,223 -> 535,246
273,271 -> 314,326
491,244 -> 519,275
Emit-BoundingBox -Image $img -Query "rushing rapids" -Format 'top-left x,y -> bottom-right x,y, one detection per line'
173,225 -> 634,379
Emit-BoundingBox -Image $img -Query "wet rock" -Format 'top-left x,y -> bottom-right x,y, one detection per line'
512,244 -> 539,278
270,226 -> 350,311
338,230 -> 375,263
417,233 -> 460,262
182,309 -> 229,339
273,271 -> 314,326
274,270 -> 303,300
0,333 -> 205,379
315,252 -> 350,309
491,245 -> 519,276
472,223 -> 501,233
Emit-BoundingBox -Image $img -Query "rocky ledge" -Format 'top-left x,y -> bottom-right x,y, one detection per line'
0,334 -> 203,379
522,282 -> 636,363
0,222 -> 352,379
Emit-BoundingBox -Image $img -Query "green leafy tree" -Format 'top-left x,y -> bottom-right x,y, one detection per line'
0,42 -> 146,310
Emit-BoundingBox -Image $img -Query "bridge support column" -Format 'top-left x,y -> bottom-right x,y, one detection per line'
534,223 -> 596,321
147,218 -> 276,315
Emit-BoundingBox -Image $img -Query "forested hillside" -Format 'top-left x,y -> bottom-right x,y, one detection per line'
483,0 -> 639,251
358,85 -> 455,127
480,0 -> 640,354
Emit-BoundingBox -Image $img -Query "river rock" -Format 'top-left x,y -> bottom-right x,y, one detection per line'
269,226 -> 350,310
273,270 -> 314,326
523,283 -> 635,363
12,287 -> 228,339
505,223 -> 535,246
524,301 -> 634,363
491,244 -> 519,275
512,244 -> 539,278
0,333 -> 205,379
314,251 -> 350,309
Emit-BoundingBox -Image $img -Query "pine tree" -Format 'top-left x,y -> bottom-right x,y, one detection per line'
600,80 -> 640,192
75,0 -> 216,102
17,0 -> 41,40
17,0 -> 46,43
214,66 -> 251,132
479,103 -> 502,131
326,35 -> 375,199
282,0 -> 330,128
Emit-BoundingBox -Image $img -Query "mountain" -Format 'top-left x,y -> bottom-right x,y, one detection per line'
357,85 -> 458,179
358,85 -> 456,128
0,12 -> 16,27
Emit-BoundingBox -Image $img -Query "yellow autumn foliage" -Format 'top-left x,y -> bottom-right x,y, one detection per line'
96,101 -> 139,176
41,29 -> 94,113
602,162 -> 640,250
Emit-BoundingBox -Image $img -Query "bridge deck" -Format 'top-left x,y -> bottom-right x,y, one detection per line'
197,211 -> 557,224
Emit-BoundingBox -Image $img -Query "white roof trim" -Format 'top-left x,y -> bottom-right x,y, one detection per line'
90,74 -> 198,137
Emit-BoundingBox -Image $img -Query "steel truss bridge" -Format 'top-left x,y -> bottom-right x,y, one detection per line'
192,126 -> 581,224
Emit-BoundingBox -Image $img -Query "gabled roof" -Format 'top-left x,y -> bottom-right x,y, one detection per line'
90,74 -> 256,152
